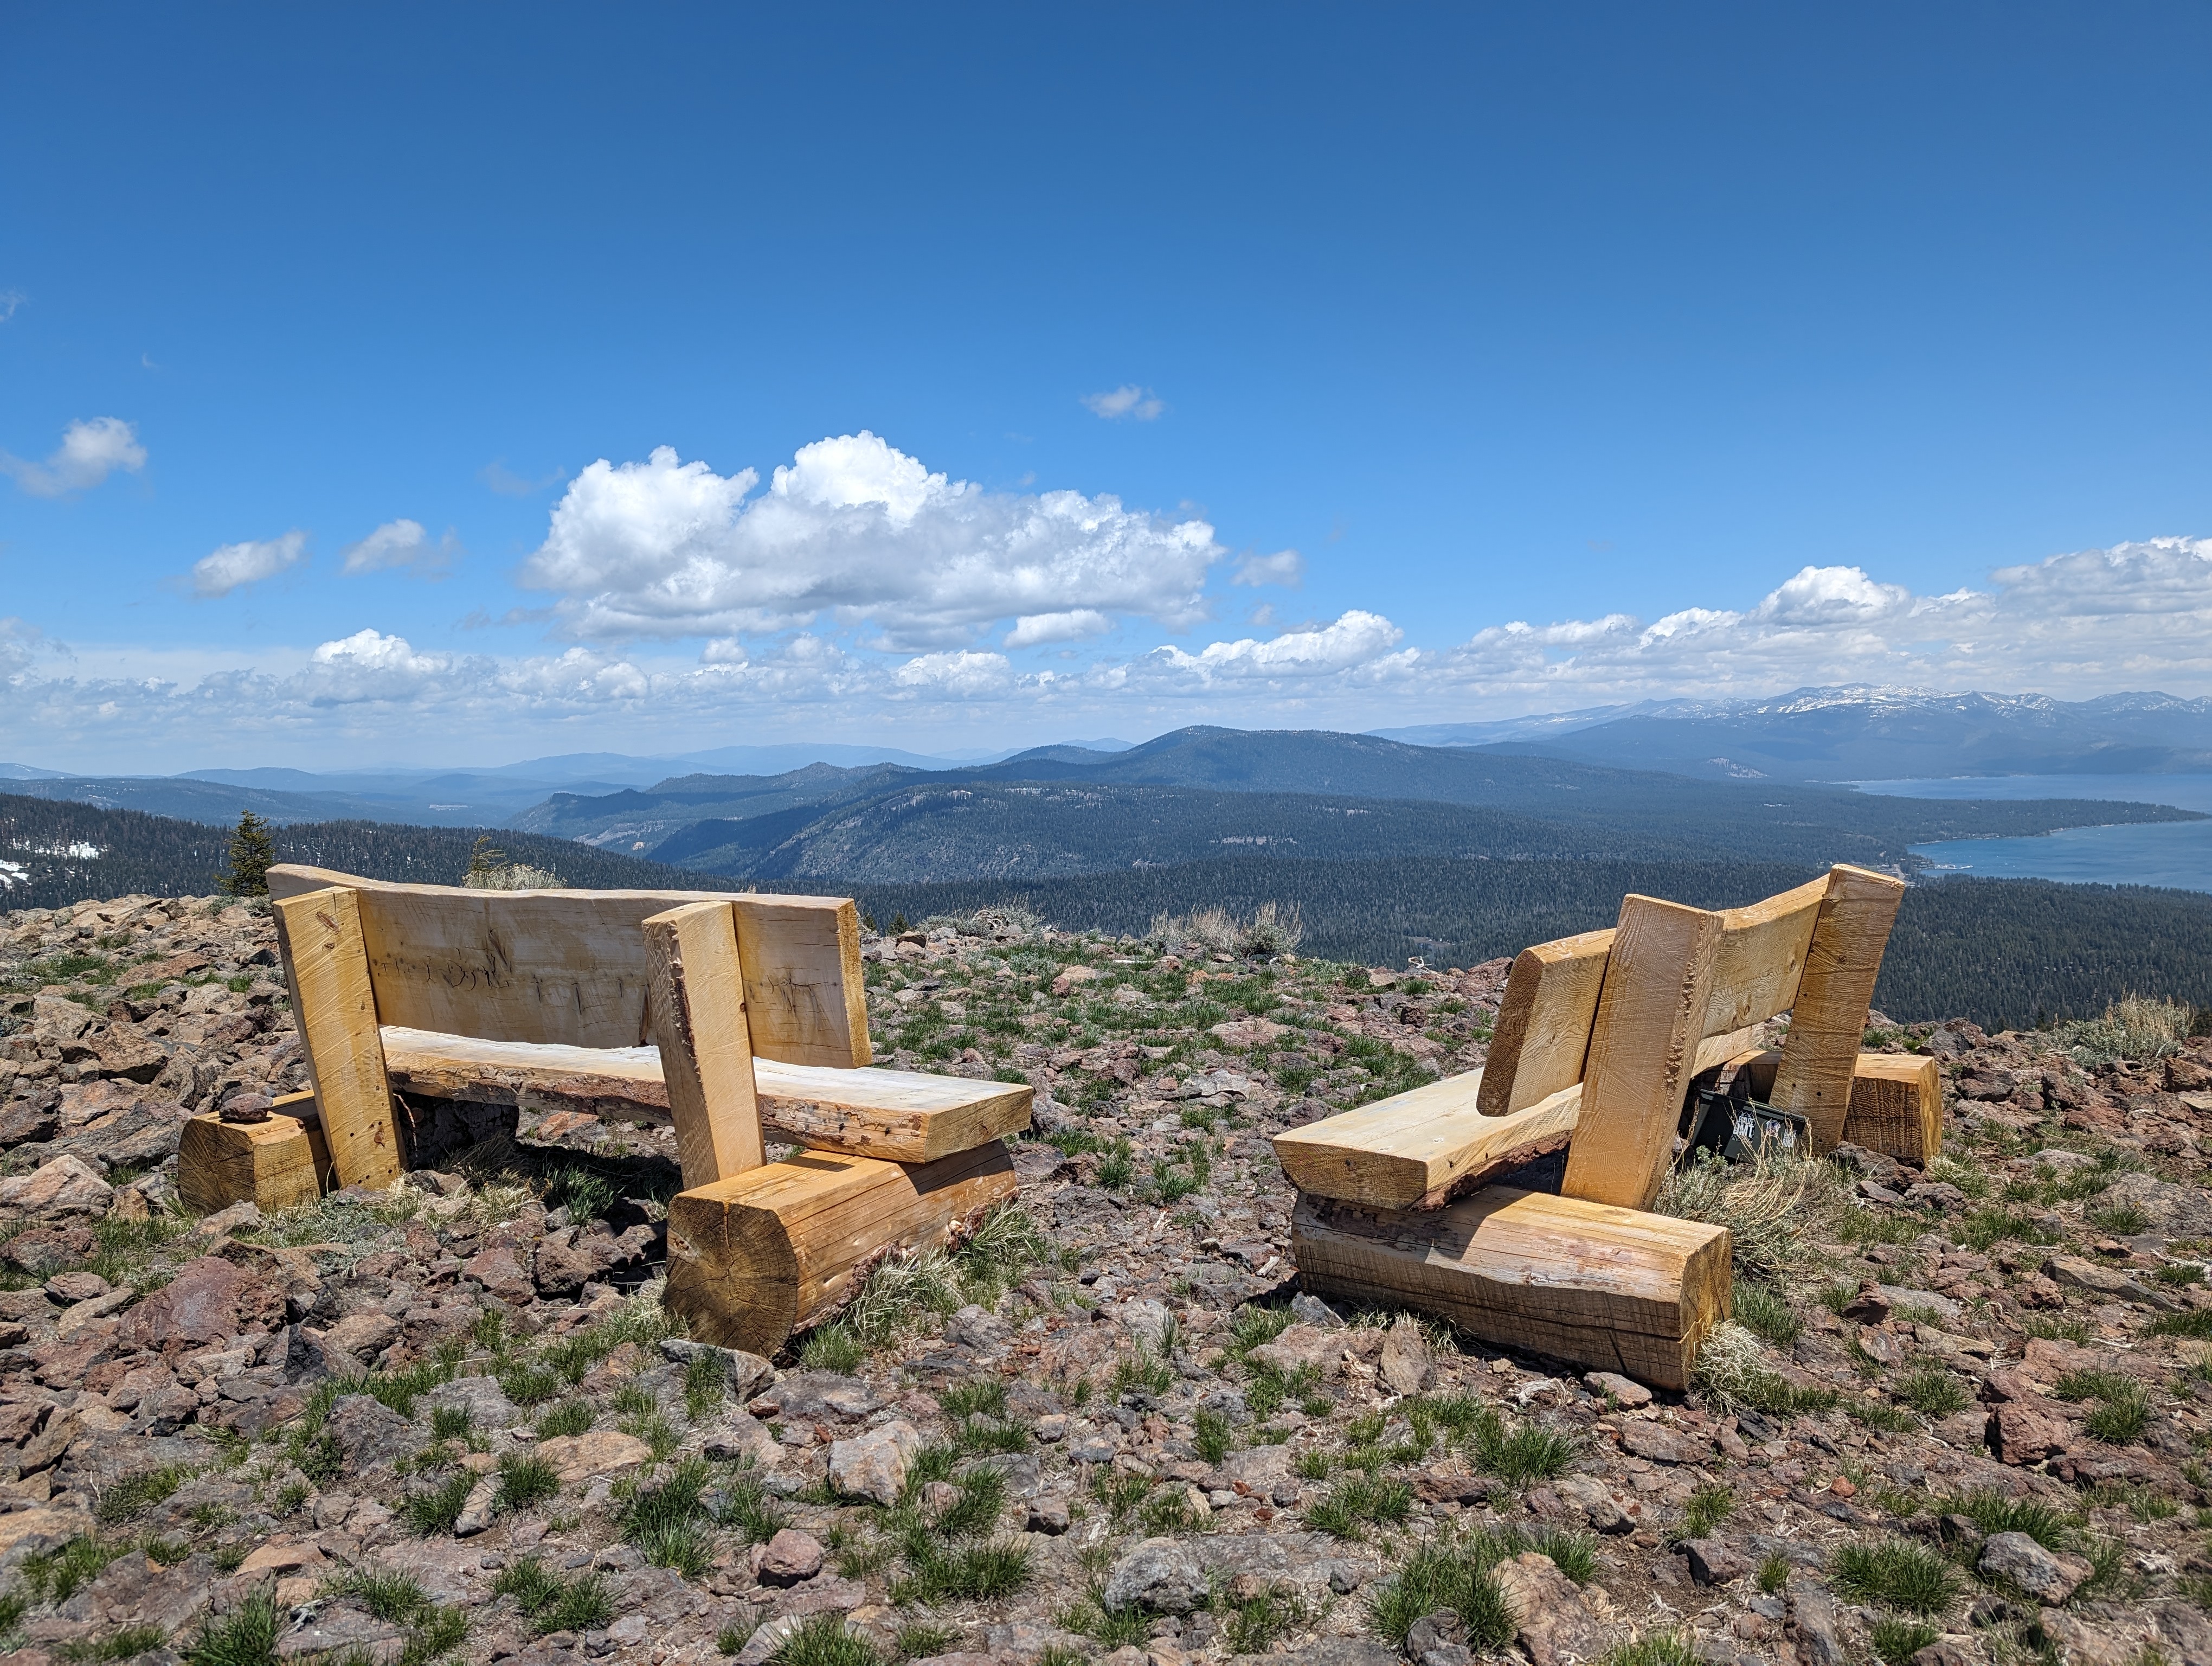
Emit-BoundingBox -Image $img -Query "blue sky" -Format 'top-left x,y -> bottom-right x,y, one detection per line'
4,3 -> 2209,770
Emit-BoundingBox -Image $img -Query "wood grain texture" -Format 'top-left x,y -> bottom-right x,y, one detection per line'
1477,929 -> 1614,1113
663,1140 -> 1017,1355
1560,894 -> 1726,1210
266,864 -> 869,1068
273,886 -> 404,1189
1277,1024 -> 1766,1211
1276,1076 -> 1584,1210
1841,1052 -> 1943,1164
645,901 -> 764,1188
1290,1186 -> 1732,1391
176,1096 -> 332,1214
376,1026 -> 1031,1163
1702,875 -> 1827,1037
1767,864 -> 1907,1152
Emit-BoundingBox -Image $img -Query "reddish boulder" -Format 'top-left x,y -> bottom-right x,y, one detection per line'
117,1255 -> 284,1353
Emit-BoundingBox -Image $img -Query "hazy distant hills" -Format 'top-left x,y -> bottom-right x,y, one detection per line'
1377,685 -> 2212,780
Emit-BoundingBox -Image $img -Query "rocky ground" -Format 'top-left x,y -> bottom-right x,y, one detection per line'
5,893 -> 2212,1666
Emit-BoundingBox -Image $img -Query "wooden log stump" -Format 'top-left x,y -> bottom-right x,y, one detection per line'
1841,1053 -> 1943,1164
1290,1184 -> 1732,1391
663,1139 -> 1017,1356
177,1091 -> 333,1214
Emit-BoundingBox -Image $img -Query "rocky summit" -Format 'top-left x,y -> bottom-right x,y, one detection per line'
5,894 -> 2212,1666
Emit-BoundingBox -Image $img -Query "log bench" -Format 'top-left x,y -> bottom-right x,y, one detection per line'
1274,863 -> 1919,1390
175,864 -> 1028,1354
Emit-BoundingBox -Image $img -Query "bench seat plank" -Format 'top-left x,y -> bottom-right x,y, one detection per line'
378,1026 -> 1030,1164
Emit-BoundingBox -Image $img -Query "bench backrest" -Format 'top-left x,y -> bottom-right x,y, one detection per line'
267,864 -> 870,1068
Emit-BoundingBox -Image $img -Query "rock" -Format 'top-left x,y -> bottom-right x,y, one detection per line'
421,1375 -> 520,1432
1026,1496 -> 1071,1534
1210,1018 -> 1287,1049
1790,1581 -> 1852,1666
1103,1537 -> 1209,1614
1051,965 -> 1103,996
754,1373 -> 884,1420
0,1100 -> 60,1148
828,1418 -> 922,1505
698,1412 -> 781,1467
1281,1645 -> 1400,1666
322,1311 -> 401,1365
1493,1552 -> 1611,1666
659,1338 -> 775,1401
1583,1371 -> 1651,1407
2044,1256 -> 2147,1299
326,1394 -> 427,1471
1406,1614 -> 1466,1663
1979,1530 -> 2081,1603
757,1528 -> 826,1586
194,1201 -> 262,1239
0,1154 -> 113,1216
1246,1323 -> 1342,1379
1121,1297 -> 1174,1350
452,1475 -> 499,1537
117,1254 -> 281,1352
1552,1475 -> 1630,1534
1838,1279 -> 1892,1322
536,1429 -> 654,1482
44,1270 -> 110,1304
1681,1539 -> 1751,1585
2100,1170 -> 2212,1238
463,1244 -> 536,1305
1380,1316 -> 1433,1395
1289,1292 -> 1345,1327
2037,1611 -> 2142,1666
67,1548 -> 218,1633
1618,1421 -> 1701,1464
1990,1400 -> 2069,1465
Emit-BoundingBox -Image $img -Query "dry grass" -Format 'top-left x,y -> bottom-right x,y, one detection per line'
2054,996 -> 2195,1066
1145,901 -> 1303,958
1653,1148 -> 1842,1283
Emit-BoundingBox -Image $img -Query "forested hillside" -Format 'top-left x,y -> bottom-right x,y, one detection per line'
0,792 -> 734,911
839,859 -> 2212,1030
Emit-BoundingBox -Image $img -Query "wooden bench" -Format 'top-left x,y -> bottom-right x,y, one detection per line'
1275,863 -> 1918,1389
176,864 -> 1028,1354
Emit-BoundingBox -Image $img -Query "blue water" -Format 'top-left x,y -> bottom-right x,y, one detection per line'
1851,774 -> 2212,894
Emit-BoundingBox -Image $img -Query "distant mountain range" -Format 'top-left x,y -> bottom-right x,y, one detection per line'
1376,685 -> 2212,780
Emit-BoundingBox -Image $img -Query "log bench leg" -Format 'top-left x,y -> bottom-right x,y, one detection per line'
177,1091 -> 334,1215
663,1139 -> 1018,1356
1290,1185 -> 1733,1392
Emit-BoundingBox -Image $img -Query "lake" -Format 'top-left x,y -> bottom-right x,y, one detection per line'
1853,773 -> 2212,894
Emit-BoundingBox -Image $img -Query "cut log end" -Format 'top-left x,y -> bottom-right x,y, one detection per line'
663,1139 -> 1018,1356
177,1093 -> 332,1215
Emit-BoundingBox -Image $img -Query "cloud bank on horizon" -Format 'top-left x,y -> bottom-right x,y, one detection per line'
2,428 -> 2209,766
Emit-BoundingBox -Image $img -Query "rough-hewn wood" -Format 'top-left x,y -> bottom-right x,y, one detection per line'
1703,875 -> 1826,1037
1276,1078 -> 1584,1211
1560,895 -> 1726,1210
1291,1186 -> 1732,1391
644,901 -> 763,1188
1477,928 -> 1613,1113
266,865 -> 870,1068
1767,864 -> 1908,1152
376,1027 -> 1031,1163
273,887 -> 403,1189
1277,1023 -> 1766,1211
664,1141 -> 1018,1355
1842,1053 -> 1943,1164
176,1092 -> 332,1214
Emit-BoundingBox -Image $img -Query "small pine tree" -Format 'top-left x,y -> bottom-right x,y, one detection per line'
890,911 -> 909,934
221,809 -> 276,897
465,835 -> 509,882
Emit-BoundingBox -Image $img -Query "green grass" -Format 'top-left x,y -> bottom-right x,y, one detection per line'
1595,1632 -> 1699,1666
401,1473 -> 474,1536
1460,1403 -> 1580,1489
1849,1400 -> 1924,1434
1733,1280 -> 1804,1346
1679,1484 -> 1734,1540
1365,1532 -> 1520,1654
2089,1202 -> 2151,1237
800,1324 -> 867,1373
2054,1370 -> 2153,1444
56,1624 -> 171,1662
183,1591 -> 282,1666
771,1613 -> 882,1666
536,1396 -> 595,1438
321,1567 -> 434,1623
620,1457 -> 718,1576
1870,1617 -> 1939,1666
1830,1539 -> 1962,1616
1304,1472 -> 1414,1540
893,1621 -> 960,1661
429,1404 -> 472,1443
2023,1314 -> 2097,1344
496,1452 -> 562,1513
494,1556 -> 613,1635
1899,1367 -> 1970,1418
1757,1554 -> 1791,1594
95,1465 -> 194,1524
684,1353 -> 729,1422
1192,1406 -> 1234,1464
21,1537 -> 130,1606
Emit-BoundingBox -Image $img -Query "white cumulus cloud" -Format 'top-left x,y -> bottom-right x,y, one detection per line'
1082,385 -> 1165,421
517,432 -> 1225,649
1128,610 -> 1412,687
1006,609 -> 1113,648
2,417 -> 147,497
342,518 -> 461,578
190,531 -> 308,598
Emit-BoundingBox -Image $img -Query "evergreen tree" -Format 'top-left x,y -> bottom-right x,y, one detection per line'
220,809 -> 276,896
